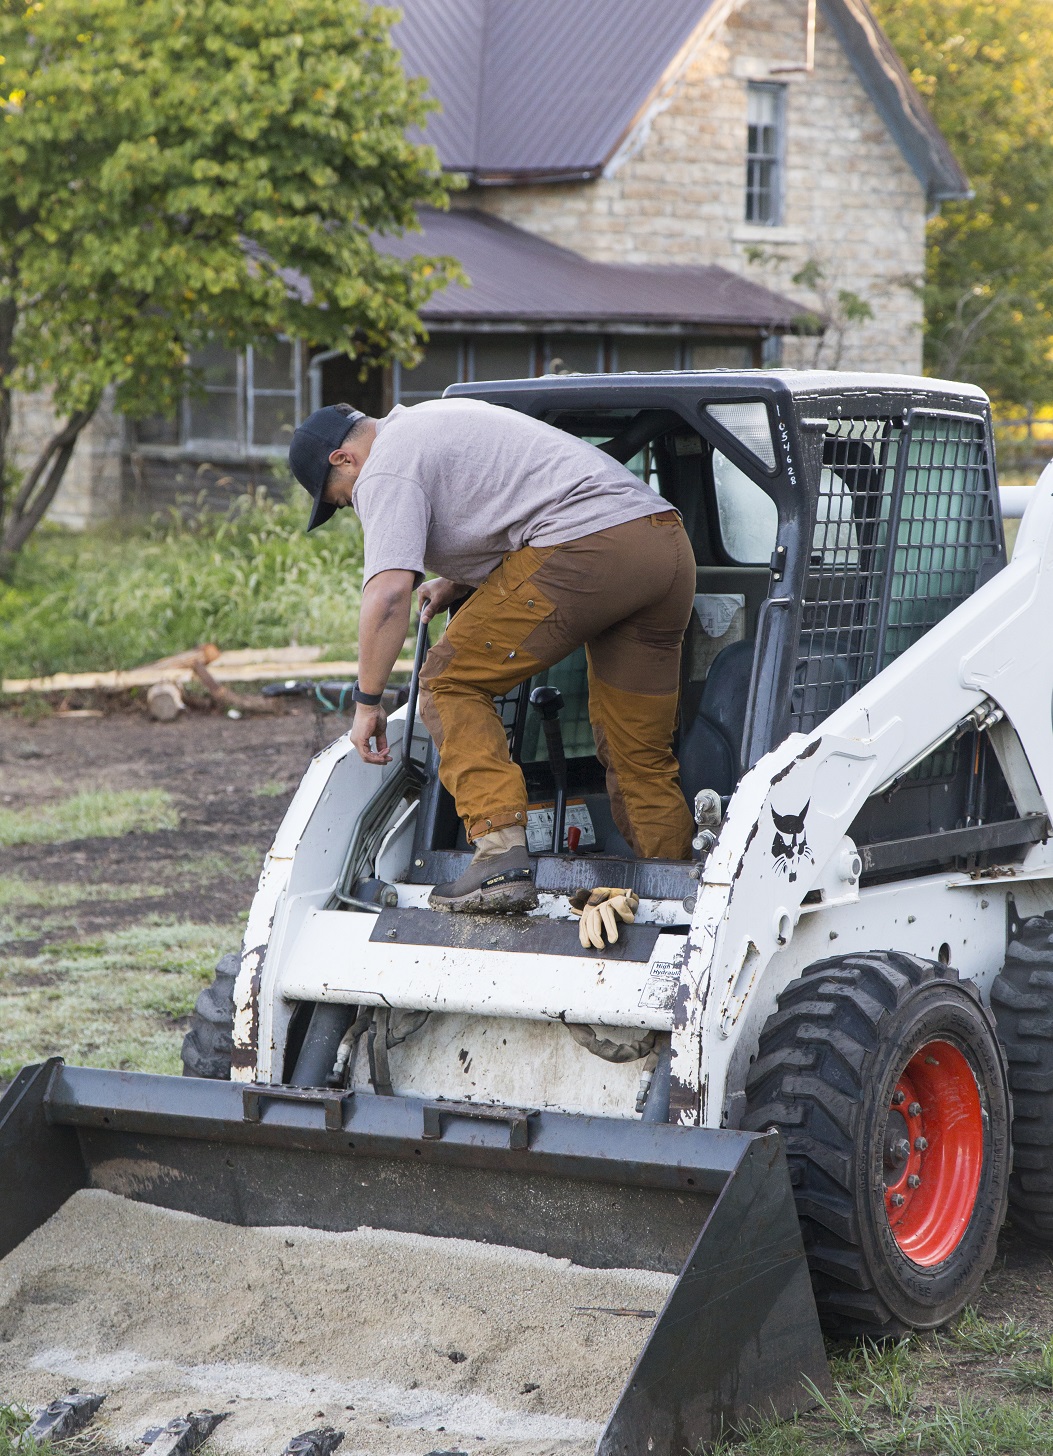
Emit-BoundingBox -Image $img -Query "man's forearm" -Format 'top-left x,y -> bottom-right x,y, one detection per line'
358,572 -> 415,695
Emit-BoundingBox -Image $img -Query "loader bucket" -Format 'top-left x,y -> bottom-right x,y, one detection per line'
1,1060 -> 829,1452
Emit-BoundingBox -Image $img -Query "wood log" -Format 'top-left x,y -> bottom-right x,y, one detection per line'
146,682 -> 185,722
191,661 -> 277,714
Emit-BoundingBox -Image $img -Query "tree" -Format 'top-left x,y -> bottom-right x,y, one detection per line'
870,0 -> 1053,407
0,0 -> 459,573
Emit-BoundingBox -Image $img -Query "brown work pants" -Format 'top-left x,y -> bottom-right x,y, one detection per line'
418,512 -> 697,860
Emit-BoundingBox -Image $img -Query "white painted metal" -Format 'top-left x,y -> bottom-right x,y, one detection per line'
1000,485 -> 1036,519
232,708 -> 431,1083
278,906 -> 682,1030
236,422 -> 1053,1136
346,1011 -> 650,1116
681,457 -> 1053,1125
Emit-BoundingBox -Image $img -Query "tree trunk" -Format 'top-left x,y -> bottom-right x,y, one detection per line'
0,400 -> 99,578
0,296 -> 17,541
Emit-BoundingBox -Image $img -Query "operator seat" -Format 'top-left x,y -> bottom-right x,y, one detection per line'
678,640 -> 755,804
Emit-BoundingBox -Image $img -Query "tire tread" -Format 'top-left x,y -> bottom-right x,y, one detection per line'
181,951 -> 238,1080
992,915 -> 1053,1241
744,951 -> 1003,1339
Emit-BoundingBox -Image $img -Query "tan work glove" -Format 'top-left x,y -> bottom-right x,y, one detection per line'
569,886 -> 640,950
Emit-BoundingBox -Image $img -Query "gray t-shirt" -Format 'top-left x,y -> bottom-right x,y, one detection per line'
352,398 -> 663,587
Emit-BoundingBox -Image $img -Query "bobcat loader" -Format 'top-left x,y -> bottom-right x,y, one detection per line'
5,369 -> 1053,1452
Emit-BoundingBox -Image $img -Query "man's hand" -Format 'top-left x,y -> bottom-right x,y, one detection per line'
418,576 -> 469,623
351,704 -> 391,766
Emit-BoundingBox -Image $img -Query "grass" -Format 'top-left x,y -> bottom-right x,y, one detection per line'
0,481 -> 365,682
0,788 -> 178,847
703,1313 -> 1053,1456
256,778 -> 291,797
0,1403 -> 62,1456
0,917 -> 242,1081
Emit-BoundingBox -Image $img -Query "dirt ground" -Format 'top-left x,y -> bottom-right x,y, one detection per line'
0,701 -> 329,938
0,700 -> 340,1081
5,702 -> 1053,1454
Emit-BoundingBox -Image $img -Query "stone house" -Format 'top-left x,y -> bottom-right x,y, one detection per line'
18,0 -> 967,526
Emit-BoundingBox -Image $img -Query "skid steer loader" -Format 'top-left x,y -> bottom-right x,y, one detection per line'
5,368 -> 1053,1453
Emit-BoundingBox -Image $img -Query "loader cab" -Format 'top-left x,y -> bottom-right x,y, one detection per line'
403,371 -> 1009,892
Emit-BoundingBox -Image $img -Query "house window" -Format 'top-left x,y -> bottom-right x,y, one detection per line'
183,341 -> 305,453
471,336 -> 535,381
612,338 -> 679,372
687,340 -> 757,370
390,331 -> 767,405
746,83 -> 785,225
544,336 -> 603,375
395,338 -> 465,404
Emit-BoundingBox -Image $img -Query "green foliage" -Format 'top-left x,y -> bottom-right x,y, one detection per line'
1007,1336 -> 1053,1392
704,1323 -> 1053,1456
0,788 -> 177,846
0,1405 -> 50,1456
744,248 -> 874,367
871,0 -> 1053,406
0,0 -> 456,416
0,0 -> 461,565
952,1306 -> 1037,1358
0,486 -> 366,679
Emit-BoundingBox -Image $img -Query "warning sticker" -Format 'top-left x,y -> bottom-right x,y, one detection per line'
526,800 -> 596,853
639,961 -> 680,1011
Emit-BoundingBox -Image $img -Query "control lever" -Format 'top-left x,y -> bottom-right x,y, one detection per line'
529,685 -> 568,853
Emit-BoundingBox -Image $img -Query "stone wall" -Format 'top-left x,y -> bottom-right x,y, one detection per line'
463,0 -> 927,374
9,388 -> 124,529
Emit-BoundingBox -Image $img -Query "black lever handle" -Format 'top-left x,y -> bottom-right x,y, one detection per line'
530,685 -> 568,853
400,614 -> 432,783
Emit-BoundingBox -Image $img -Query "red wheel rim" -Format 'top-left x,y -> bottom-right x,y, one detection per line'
882,1038 -> 984,1267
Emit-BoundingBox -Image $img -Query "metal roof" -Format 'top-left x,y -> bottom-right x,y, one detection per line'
818,0 -> 969,204
393,0 -> 712,180
392,0 -> 969,202
378,208 -> 805,331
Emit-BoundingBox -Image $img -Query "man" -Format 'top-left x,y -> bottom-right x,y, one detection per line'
288,396 -> 695,915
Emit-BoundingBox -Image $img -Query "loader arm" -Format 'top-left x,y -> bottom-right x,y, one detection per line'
684,460 -> 1053,1127
232,708 -> 431,1082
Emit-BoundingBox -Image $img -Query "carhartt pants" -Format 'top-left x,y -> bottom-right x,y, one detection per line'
418,512 -> 696,860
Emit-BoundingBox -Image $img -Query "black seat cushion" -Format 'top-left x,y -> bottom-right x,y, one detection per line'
679,639 -> 755,803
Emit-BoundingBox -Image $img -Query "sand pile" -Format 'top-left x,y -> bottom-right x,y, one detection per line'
0,1190 -> 674,1455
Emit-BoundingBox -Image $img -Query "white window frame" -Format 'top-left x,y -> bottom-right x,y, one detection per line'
745,83 -> 786,226
182,339 -> 305,456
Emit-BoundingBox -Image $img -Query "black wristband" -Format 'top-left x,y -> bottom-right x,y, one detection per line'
352,682 -> 384,707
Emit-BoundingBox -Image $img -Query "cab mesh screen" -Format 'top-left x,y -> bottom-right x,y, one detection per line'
791,411 -> 1001,735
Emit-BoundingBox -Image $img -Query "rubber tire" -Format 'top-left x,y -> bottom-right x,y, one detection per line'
991,913 -> 1053,1242
743,951 -> 1011,1339
181,952 -> 238,1079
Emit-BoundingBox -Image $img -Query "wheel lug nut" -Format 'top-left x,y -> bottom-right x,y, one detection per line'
895,1138 -> 911,1158
915,1137 -> 928,1151
890,1193 -> 905,1207
908,1101 -> 921,1117
907,1174 -> 921,1188
892,1090 -> 906,1105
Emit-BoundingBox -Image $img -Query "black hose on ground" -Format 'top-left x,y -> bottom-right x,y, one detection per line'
289,1004 -> 355,1087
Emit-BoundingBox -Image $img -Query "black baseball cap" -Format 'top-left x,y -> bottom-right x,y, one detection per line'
289,405 -> 365,531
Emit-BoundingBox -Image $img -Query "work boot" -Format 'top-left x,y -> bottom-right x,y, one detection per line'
429,826 -> 538,914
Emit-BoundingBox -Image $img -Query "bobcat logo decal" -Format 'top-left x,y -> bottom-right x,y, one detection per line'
772,803 -> 813,882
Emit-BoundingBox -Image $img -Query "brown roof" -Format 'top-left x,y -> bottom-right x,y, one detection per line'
379,209 -> 805,332
392,0 -> 969,203
393,0 -> 710,181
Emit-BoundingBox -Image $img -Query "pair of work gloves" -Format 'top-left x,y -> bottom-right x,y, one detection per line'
569,886 -> 640,950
